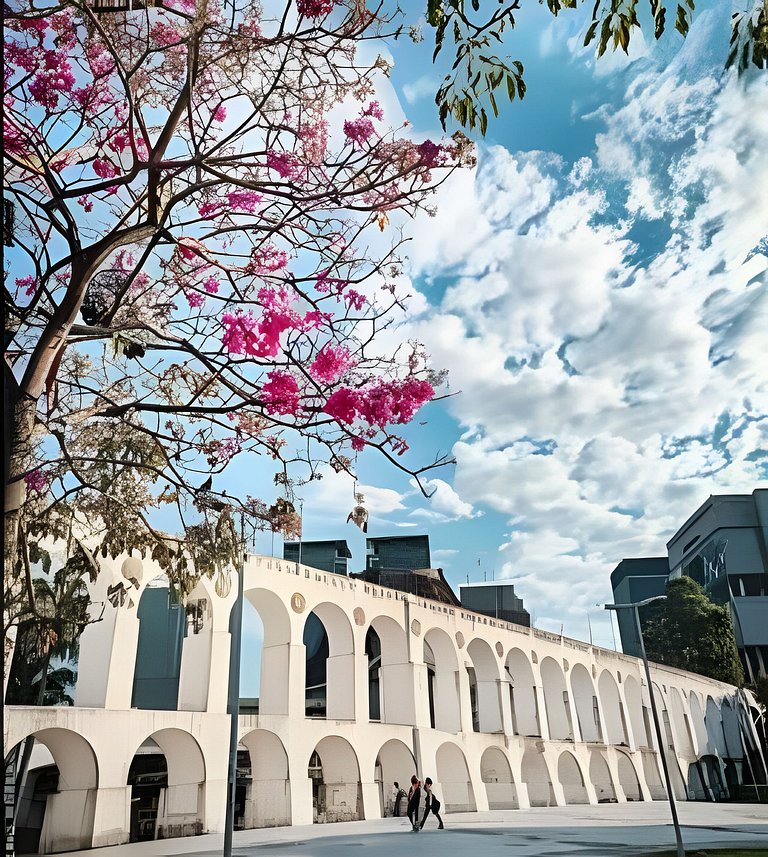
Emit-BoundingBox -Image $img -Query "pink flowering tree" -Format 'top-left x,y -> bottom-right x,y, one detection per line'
3,0 -> 476,660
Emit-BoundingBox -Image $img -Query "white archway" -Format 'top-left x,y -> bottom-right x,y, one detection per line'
520,747 -> 554,807
424,628 -> 461,733
481,747 -> 517,809
623,675 -> 649,749
304,602 -> 355,721
375,739 -> 416,817
668,687 -> 694,757
244,587 -> 292,716
309,736 -> 362,823
505,648 -> 540,736
436,742 -> 476,812
467,638 -> 503,733
540,657 -> 572,741
558,751 -> 589,804
588,751 -> 616,803
598,671 -> 627,745
369,615 -> 414,725
239,729 -> 290,828
689,692 -> 708,754
570,664 -> 601,743
616,752 -> 643,801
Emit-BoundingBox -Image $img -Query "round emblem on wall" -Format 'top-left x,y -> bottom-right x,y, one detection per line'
495,641 -> 504,658
353,607 -> 366,626
291,592 -> 306,614
455,631 -> 465,649
411,619 -> 421,636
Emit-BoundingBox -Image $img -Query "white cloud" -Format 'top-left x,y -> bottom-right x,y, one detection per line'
402,74 -> 437,105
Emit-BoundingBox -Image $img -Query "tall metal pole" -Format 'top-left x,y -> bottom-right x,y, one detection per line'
223,513 -> 245,857
632,604 -> 685,857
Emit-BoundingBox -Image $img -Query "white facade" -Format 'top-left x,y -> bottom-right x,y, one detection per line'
4,552 -> 763,853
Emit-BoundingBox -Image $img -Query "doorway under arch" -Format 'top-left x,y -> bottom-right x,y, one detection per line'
616,751 -> 643,801
558,751 -> 589,804
481,746 -> 518,809
436,742 -> 476,812
588,751 -> 616,803
520,747 -> 554,807
239,729 -> 291,828
505,648 -> 540,736
375,739 -> 416,817
424,629 -> 461,733
309,736 -> 362,823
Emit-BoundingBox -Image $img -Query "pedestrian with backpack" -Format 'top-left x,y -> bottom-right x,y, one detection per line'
419,777 -> 444,830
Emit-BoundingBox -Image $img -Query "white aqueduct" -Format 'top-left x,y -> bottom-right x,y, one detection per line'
4,552 -> 763,853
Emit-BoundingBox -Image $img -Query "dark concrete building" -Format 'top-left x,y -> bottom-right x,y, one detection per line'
459,582 -> 531,627
610,489 -> 768,681
283,539 -> 352,576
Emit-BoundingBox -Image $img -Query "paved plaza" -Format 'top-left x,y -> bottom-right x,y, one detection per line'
55,803 -> 768,857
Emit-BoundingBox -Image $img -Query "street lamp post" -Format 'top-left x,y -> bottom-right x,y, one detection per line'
223,513 -> 246,857
605,596 -> 685,857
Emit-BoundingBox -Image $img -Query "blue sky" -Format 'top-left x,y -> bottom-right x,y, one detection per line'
234,1 -> 768,693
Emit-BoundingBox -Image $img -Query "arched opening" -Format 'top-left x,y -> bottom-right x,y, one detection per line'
570,664 -> 601,743
668,687 -> 694,757
598,671 -> 627,745
520,747 -> 554,807
368,616 -> 414,725
505,648 -> 540,736
132,576 -> 184,710
698,755 -> 727,801
558,751 -> 589,804
243,587 -> 292,716
127,729 -> 205,843
423,629 -> 461,733
641,751 -> 666,800
366,626 -> 382,721
588,751 -> 616,802
480,747 -> 517,809
303,602 -> 355,720
540,657 -> 573,741
720,698 -> 742,760
467,639 -> 503,733
435,742 -> 476,812
689,692 -> 708,754
375,739 -> 416,818
652,682 -> 674,753
309,736 -> 362,823
7,729 -> 98,854
623,675 -> 649,749
239,730 -> 290,828
616,751 -> 643,801
705,697 -> 727,758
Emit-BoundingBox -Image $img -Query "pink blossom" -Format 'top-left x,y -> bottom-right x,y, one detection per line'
198,200 -> 223,218
24,469 -> 49,493
77,195 -> 93,212
343,116 -> 375,147
227,189 -> 263,213
323,377 -> 434,427
296,0 -> 335,17
266,150 -> 302,180
221,288 -> 300,357
301,309 -> 331,330
28,50 -> 76,111
363,101 -> 384,121
314,269 -> 348,295
309,344 -> 356,384
417,139 -> 445,169
323,387 -> 359,424
85,41 -> 115,77
151,21 -> 183,46
131,272 -> 150,291
248,244 -> 288,275
344,289 -> 366,311
300,119 -> 329,165
185,290 -> 205,308
213,104 -> 227,122
107,132 -> 130,153
16,275 -> 37,297
351,436 -> 366,452
203,276 -> 220,293
93,157 -> 119,179
260,371 -> 300,415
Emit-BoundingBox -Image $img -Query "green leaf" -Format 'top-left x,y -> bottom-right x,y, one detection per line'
584,20 -> 599,46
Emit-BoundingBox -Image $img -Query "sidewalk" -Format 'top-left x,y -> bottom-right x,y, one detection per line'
55,802 -> 768,857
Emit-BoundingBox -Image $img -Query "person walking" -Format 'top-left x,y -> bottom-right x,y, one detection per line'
406,775 -> 421,831
393,782 -> 406,817
419,777 -> 444,830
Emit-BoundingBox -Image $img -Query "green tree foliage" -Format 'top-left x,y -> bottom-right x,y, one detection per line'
425,0 -> 768,134
641,576 -> 744,686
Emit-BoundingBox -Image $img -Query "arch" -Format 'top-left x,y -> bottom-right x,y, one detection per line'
505,648 -> 540,736
8,728 -> 98,854
598,671 -> 627,745
132,577 -> 184,710
375,739 -> 416,818
668,687 -> 694,757
652,682 -> 674,752
466,638 -> 503,733
243,587 -> 293,716
588,750 -> 616,802
435,742 -> 476,812
705,696 -> 728,757
480,747 -> 518,809
127,729 -> 205,842
366,625 -> 382,721
303,602 -> 355,720
309,736 -> 362,823
557,751 -> 589,804
520,747 -> 554,807
244,587 -> 292,647
720,697 -> 741,759
570,663 -> 601,743
688,692 -> 708,753
616,751 -> 643,801
540,657 -> 572,741
239,730 -> 290,828
424,628 -> 461,733
623,675 -> 649,749
640,751 -> 665,800
369,615 -> 414,725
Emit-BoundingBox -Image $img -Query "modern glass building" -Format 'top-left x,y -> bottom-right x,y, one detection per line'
283,540 -> 352,576
365,534 -> 431,573
459,581 -> 531,627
